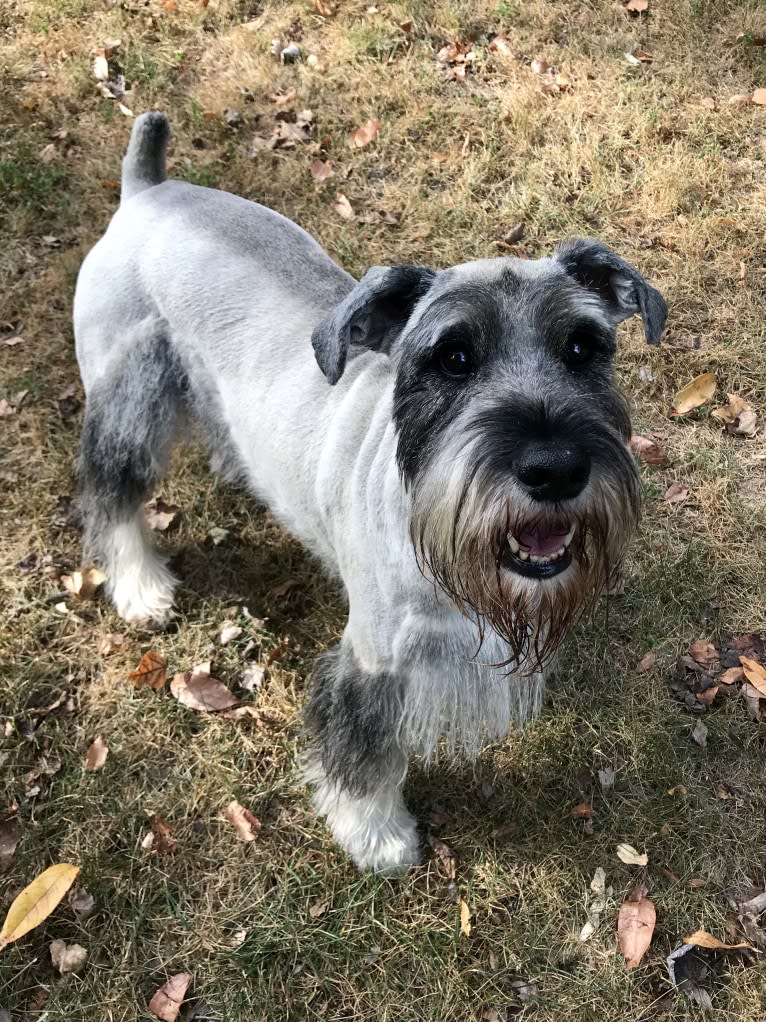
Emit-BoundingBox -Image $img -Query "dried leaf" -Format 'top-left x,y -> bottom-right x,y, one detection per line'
488,35 -> 512,56
0,819 -> 20,874
129,652 -> 167,691
145,498 -> 180,531
670,372 -> 716,416
530,58 -> 549,74
0,863 -> 79,950
571,801 -> 593,819
629,435 -> 670,466
349,118 -> 382,149
70,888 -> 95,920
430,836 -> 457,879
309,900 -> 329,919
683,929 -> 756,952
50,939 -> 88,975
219,622 -> 242,645
616,843 -> 649,866
240,664 -> 265,693
223,800 -> 261,842
700,96 -> 716,110
663,482 -> 689,503
333,192 -> 356,221
712,394 -> 757,437
268,578 -> 299,598
171,664 -> 238,712
61,565 -> 106,600
625,0 -> 649,11
84,735 -> 108,772
719,666 -> 744,686
149,973 -> 192,1022
690,639 -> 718,669
752,88 -> 766,106
638,652 -> 656,672
617,886 -> 656,968
667,784 -> 687,796
460,898 -> 472,936
739,656 -> 766,697
691,720 -> 708,748
92,52 -> 109,81
310,159 -> 335,182
151,815 -> 177,854
269,89 -> 297,106
98,632 -> 125,656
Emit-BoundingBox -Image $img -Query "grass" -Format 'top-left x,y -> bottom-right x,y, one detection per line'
1,0 -> 766,1019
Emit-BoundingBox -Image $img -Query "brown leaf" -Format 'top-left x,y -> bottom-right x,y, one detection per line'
129,652 -> 167,691
170,664 -> 238,712
617,886 -> 656,968
268,578 -> 300,598
728,93 -> 752,107
223,800 -> 261,842
430,836 -> 457,879
50,939 -> 88,975
145,497 -> 180,531
739,656 -> 766,697
149,973 -> 192,1022
667,784 -> 687,796
629,435 -> 670,466
349,118 -> 381,149
719,666 -> 744,686
696,685 -> 719,706
670,372 -> 717,416
61,565 -> 106,600
638,651 -> 656,672
84,736 -> 108,772
530,58 -> 549,74
98,632 -> 125,656
700,96 -> 716,110
0,818 -> 20,874
663,482 -> 689,503
309,899 -> 329,919
488,35 -> 512,56
269,88 -> 297,106
571,801 -> 593,820
689,639 -> 718,669
683,929 -> 756,952
310,159 -> 335,182
712,394 -> 757,437
151,815 -> 177,854
752,88 -> 766,106
460,898 -> 472,936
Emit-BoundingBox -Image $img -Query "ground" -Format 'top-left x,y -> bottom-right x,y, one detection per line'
1,1 -> 766,1019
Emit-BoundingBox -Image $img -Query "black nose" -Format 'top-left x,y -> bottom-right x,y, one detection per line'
514,442 -> 591,502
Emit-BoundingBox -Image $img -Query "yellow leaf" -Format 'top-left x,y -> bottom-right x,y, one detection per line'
0,863 -> 79,950
459,898 -> 471,936
670,373 -> 717,416
739,657 -> 766,697
683,929 -> 758,952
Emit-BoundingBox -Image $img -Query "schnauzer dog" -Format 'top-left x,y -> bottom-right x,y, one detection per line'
74,113 -> 666,872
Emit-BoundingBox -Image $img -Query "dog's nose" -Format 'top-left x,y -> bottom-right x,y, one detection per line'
514,443 -> 591,501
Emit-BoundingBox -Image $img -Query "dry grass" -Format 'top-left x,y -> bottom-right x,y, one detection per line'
1,0 -> 766,1018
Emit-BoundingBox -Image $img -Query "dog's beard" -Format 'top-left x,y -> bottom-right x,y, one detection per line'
408,440 -> 641,670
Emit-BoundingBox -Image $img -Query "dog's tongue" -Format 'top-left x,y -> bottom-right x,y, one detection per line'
517,526 -> 569,558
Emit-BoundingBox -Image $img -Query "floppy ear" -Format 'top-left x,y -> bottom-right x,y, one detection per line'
554,238 -> 667,344
311,264 -> 436,384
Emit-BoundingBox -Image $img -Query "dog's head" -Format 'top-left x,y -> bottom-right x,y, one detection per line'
312,240 -> 666,668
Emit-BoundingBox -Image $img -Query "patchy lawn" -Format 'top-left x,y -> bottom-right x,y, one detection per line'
1,0 -> 766,1018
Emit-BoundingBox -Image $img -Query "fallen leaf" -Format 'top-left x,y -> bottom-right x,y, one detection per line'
691,720 -> 708,748
269,89 -> 297,105
625,0 -> 649,10
129,652 -> 167,691
683,929 -> 756,952
739,656 -> 766,697
70,888 -> 95,920
145,498 -> 180,531
617,843 -> 649,866
399,18 -> 414,33
667,943 -> 713,1008
309,899 -> 329,919
712,394 -> 757,437
696,685 -> 719,706
333,192 -> 356,221
92,52 -> 109,81
728,93 -> 752,107
349,118 -> 382,149
598,766 -> 616,790
617,885 -> 656,968
460,898 -> 471,936
219,622 -> 242,645
530,58 -> 549,74
670,372 -> 717,416
0,819 -> 20,874
0,863 -> 79,950
50,939 -> 88,975
629,435 -> 670,466
269,578 -> 299,598
240,664 -> 265,693
571,801 -> 593,820
638,652 -> 656,672
488,35 -> 512,56
223,800 -> 261,842
700,96 -> 716,110
690,639 -> 718,669
61,565 -> 106,600
663,481 -> 689,503
98,632 -> 125,656
0,399 -> 15,418
430,835 -> 458,880
667,784 -> 687,796
752,88 -> 766,106
84,736 -> 108,772
149,973 -> 192,1022
171,664 -> 238,712
689,878 -> 706,888
310,159 -> 335,182
151,815 -> 177,854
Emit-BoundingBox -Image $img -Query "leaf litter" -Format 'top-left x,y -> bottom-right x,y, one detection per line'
617,884 -> 656,968
129,652 -> 167,691
670,372 -> 717,416
170,663 -> 238,712
672,632 -> 766,720
84,735 -> 108,771
149,973 -> 192,1022
50,939 -> 88,975
223,800 -> 261,842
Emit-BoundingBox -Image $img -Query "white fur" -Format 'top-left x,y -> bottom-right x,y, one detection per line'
103,516 -> 177,626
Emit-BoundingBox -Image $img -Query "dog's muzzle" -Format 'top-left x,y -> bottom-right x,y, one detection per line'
503,519 -> 576,579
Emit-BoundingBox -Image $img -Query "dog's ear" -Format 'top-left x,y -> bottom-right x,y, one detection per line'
312,264 -> 436,384
554,239 -> 667,345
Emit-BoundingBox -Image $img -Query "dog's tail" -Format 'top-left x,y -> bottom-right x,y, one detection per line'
121,111 -> 170,202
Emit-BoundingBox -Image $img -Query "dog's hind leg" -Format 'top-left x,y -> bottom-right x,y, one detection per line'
77,333 -> 184,626
303,640 -> 420,873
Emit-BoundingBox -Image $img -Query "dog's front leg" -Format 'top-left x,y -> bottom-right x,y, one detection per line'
303,639 -> 420,874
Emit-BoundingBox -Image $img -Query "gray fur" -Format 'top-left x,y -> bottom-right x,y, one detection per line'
74,113 -> 667,872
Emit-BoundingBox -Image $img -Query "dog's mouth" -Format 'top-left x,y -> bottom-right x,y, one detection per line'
502,521 -> 575,579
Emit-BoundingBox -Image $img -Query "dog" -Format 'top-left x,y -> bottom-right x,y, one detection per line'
74,112 -> 666,873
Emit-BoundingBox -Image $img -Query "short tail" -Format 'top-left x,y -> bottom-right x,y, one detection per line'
121,111 -> 170,202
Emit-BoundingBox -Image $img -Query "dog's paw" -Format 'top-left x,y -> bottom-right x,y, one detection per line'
348,824 -> 422,876
109,560 -> 177,628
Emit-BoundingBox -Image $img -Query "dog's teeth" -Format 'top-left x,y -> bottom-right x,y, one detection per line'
518,549 -> 529,561
508,535 -> 520,554
563,524 -> 576,548
556,546 -> 565,557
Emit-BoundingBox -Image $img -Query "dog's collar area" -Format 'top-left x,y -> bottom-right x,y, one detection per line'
504,521 -> 575,578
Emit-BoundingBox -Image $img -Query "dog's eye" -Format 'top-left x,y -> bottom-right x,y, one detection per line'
434,339 -> 475,379
563,329 -> 596,367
